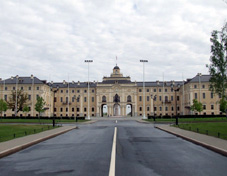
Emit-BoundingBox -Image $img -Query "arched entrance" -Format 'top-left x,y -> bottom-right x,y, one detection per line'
126,104 -> 132,117
113,104 -> 120,116
101,104 -> 108,117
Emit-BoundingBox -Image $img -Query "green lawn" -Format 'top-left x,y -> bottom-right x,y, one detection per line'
175,122 -> 227,140
0,119 -> 89,123
145,117 -> 227,123
0,124 -> 57,142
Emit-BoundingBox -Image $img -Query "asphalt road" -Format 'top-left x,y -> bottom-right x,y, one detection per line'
0,120 -> 227,176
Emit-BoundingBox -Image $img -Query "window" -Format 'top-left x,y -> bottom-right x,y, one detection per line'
139,96 -> 142,101
171,96 -> 173,101
72,90 -> 74,93
154,107 -> 157,111
202,85 -> 205,88
66,97 -> 68,102
219,93 -> 221,98
66,90 -> 68,93
139,107 -> 142,111
61,90 -> 63,93
147,96 -> 149,101
211,105 -> 214,110
54,108 -> 56,112
159,96 -> 162,101
147,89 -> 149,92
5,87 -> 7,91
195,93 -> 197,99
72,97 -> 74,102
4,95 -> 7,101
203,105 -> 206,110
60,108 -> 63,112
13,87 -> 15,90
159,107 -> 162,111
177,106 -> 180,111
29,87 -> 31,90
171,107 -> 174,111
28,95 -> 31,100
36,95 -> 39,100
139,89 -> 142,92
211,92 -> 213,99
165,107 -> 168,111
84,97 -> 87,102
92,107 -> 95,112
159,89 -> 161,92
165,89 -> 167,92
84,107 -> 87,112
154,89 -> 156,92
66,108 -> 68,112
77,108 -> 80,112
92,89 -> 95,93
127,95 -> 132,102
72,108 -> 74,112
147,107 -> 150,111
84,90 -> 87,93
177,96 -> 179,101
54,97 -> 57,102
194,85 -> 197,89
21,87 -> 23,90
203,93 -> 206,99
77,90 -> 80,93
37,87 -> 39,90
92,97 -> 94,102
61,97 -> 63,102
102,96 -> 106,102
77,97 -> 80,102
165,96 -> 168,101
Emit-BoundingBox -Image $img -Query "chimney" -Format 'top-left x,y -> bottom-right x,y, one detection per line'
63,80 -> 66,84
78,81 -> 80,85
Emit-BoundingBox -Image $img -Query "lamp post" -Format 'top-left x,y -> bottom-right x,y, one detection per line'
51,84 -> 59,127
85,60 -> 93,120
31,74 -> 34,117
140,60 -> 148,119
15,75 -> 19,117
171,83 -> 180,125
73,95 -> 80,121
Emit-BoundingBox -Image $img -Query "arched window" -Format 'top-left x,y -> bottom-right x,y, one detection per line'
127,95 -> 131,102
113,94 -> 120,102
102,96 -> 106,102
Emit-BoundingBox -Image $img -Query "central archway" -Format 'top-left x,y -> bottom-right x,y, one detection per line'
113,104 -> 121,116
101,104 -> 108,117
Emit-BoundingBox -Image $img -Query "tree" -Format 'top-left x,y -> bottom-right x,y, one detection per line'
35,96 -> 46,119
7,90 -> 29,115
0,99 -> 8,120
191,99 -> 203,114
207,22 -> 227,98
23,105 -> 30,117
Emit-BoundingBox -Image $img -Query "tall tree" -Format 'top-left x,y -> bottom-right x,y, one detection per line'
7,90 -> 29,114
35,96 -> 46,118
208,22 -> 227,98
23,105 -> 30,117
0,99 -> 8,120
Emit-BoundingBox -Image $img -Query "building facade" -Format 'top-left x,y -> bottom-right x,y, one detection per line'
0,66 -> 222,117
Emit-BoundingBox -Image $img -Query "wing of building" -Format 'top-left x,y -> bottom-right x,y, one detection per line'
0,66 -> 221,117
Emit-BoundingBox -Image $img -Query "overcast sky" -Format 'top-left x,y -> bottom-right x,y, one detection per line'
0,0 -> 226,83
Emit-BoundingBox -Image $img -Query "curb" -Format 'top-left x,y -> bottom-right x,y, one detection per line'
155,126 -> 227,157
0,127 -> 77,159
136,120 -> 150,124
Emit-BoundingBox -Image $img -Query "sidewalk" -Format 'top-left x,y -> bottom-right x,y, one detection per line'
0,126 -> 77,158
156,125 -> 227,156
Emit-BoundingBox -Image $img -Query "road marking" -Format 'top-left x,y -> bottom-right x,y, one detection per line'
116,120 -> 117,123
109,127 -> 117,176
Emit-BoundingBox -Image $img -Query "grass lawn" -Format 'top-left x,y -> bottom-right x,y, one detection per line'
145,117 -> 227,123
0,124 -> 57,142
0,119 -> 89,124
175,122 -> 227,140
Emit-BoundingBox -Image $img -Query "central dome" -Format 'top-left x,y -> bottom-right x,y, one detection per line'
114,65 -> 120,69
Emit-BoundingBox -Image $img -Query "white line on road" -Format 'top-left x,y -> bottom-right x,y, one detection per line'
109,127 -> 117,176
116,120 -> 117,123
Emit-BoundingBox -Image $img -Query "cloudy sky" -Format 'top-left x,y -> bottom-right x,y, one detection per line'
0,0 -> 226,83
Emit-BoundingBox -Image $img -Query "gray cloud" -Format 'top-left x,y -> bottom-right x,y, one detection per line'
0,0 -> 226,83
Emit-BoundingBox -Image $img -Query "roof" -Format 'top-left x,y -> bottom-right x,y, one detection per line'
50,82 -> 97,88
136,81 -> 184,87
99,80 -> 132,84
0,76 -> 46,85
185,75 -> 211,83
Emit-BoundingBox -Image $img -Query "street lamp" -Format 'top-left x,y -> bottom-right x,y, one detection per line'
73,95 -> 80,121
31,74 -> 34,117
15,75 -> 19,117
51,83 -> 59,127
171,83 -> 180,125
140,60 -> 148,119
85,60 -> 93,120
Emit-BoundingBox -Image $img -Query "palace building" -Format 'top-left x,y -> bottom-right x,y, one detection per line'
0,66 -> 222,117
